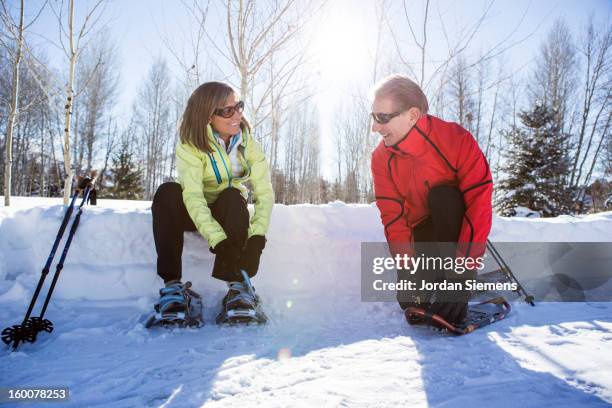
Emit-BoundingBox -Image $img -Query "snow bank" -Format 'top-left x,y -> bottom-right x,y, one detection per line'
0,198 -> 611,407
0,197 -> 611,303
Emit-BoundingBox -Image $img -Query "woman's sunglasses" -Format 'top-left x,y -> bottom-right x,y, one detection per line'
214,101 -> 245,118
370,110 -> 403,125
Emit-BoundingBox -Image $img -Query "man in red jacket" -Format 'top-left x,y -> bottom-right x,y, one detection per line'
370,74 -> 493,325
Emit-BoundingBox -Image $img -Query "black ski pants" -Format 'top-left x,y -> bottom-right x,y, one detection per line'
152,182 -> 249,283
397,184 -> 470,308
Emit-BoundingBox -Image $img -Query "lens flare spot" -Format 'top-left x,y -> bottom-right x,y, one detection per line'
277,348 -> 292,361
286,300 -> 293,308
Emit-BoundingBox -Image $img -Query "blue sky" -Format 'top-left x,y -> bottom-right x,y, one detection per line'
17,0 -> 612,176
25,0 -> 611,109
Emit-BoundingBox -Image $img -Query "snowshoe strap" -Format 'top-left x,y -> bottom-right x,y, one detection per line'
227,282 -> 257,307
227,293 -> 256,307
158,282 -> 192,314
240,270 -> 257,299
160,281 -> 191,295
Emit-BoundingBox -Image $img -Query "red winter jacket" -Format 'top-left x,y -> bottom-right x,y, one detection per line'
371,115 -> 492,257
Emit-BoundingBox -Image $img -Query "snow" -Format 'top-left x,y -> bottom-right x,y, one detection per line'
1,196 -> 611,407
512,206 -> 541,218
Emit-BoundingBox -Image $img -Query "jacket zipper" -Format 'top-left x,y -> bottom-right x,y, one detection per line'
211,139 -> 234,188
207,152 -> 222,184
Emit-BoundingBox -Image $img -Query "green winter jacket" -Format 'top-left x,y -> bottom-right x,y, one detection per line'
176,124 -> 274,249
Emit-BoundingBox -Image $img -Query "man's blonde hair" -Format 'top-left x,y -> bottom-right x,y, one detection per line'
372,74 -> 429,113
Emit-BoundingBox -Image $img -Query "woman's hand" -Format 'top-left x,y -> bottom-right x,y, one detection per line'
240,235 -> 266,278
214,239 -> 242,279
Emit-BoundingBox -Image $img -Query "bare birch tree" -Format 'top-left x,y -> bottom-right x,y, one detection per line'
163,0 -> 216,91
333,93 -> 371,203
0,0 -> 48,204
0,0 -> 24,205
387,0 -> 540,110
194,0 -> 322,146
281,102 -> 320,204
529,19 -> 576,133
134,58 -> 174,199
75,35 -> 119,174
52,0 -> 107,203
446,55 -> 475,133
570,17 -> 612,189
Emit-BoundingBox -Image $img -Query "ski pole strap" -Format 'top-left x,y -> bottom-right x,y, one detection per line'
77,177 -> 92,190
76,175 -> 98,206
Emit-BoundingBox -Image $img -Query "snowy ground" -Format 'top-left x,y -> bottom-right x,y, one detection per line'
0,197 -> 611,407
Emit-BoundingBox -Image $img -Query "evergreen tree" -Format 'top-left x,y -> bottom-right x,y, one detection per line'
498,103 -> 572,217
109,141 -> 144,200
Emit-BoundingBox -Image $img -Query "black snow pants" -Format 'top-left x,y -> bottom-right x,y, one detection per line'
397,185 -> 471,308
151,182 -> 249,283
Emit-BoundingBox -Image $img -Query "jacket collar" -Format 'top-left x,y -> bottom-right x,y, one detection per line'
213,129 -> 242,153
206,124 -> 250,149
383,114 -> 433,157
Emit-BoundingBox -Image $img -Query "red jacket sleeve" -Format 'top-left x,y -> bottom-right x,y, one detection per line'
371,152 -> 413,248
455,130 -> 493,258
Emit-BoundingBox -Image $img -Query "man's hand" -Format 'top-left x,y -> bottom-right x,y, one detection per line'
429,270 -> 474,325
428,301 -> 468,325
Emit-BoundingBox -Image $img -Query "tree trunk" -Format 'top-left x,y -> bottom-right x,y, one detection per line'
3,0 -> 25,206
63,0 -> 76,204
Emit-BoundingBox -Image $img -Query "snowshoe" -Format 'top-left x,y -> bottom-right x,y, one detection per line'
146,281 -> 203,329
215,280 -> 267,325
405,296 -> 511,335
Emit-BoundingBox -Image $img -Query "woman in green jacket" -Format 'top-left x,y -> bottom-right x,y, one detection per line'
151,81 -> 274,325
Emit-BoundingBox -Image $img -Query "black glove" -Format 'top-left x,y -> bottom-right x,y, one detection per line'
428,301 -> 468,325
239,235 -> 266,278
428,271 -> 474,325
213,239 -> 242,278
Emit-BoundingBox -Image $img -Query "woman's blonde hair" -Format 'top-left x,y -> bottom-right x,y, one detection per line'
179,81 -> 251,153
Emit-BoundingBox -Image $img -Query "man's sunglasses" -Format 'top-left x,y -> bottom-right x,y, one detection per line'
370,110 -> 403,125
214,101 -> 244,118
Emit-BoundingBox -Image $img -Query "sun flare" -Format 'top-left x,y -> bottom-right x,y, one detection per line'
309,1 -> 376,84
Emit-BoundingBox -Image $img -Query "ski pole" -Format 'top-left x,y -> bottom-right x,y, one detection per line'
2,177 -> 95,350
35,181 -> 95,334
1,187 -> 79,349
486,239 -> 535,306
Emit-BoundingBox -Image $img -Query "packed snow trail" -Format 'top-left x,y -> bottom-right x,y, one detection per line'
0,198 -> 611,407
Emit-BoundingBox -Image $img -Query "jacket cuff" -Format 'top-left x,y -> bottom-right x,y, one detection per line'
208,233 -> 228,250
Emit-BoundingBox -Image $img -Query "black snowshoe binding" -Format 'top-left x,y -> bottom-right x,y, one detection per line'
216,273 -> 267,325
405,297 -> 511,335
146,281 -> 203,329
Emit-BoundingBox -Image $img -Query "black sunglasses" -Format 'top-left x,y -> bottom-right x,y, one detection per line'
214,101 -> 244,118
370,110 -> 403,125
